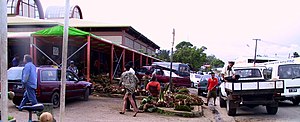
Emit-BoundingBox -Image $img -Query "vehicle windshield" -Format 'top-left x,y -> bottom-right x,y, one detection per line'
234,69 -> 262,78
7,67 -> 24,81
278,64 -> 300,79
163,70 -> 180,77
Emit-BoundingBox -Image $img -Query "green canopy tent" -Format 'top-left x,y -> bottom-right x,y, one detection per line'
31,25 -> 92,81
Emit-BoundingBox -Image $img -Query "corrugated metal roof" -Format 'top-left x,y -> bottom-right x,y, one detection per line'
51,18 -> 130,28
8,15 -> 58,25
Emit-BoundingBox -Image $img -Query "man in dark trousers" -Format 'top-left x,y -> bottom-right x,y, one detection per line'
18,55 -> 38,110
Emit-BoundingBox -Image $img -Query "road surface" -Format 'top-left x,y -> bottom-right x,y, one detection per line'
188,88 -> 300,122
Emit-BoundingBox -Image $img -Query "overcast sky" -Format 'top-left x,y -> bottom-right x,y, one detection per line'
40,0 -> 300,61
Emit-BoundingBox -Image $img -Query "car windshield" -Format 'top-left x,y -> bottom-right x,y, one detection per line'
163,70 -> 180,77
278,64 -> 300,79
234,69 -> 262,78
7,67 -> 24,80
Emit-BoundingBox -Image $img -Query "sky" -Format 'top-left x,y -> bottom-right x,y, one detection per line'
40,0 -> 300,62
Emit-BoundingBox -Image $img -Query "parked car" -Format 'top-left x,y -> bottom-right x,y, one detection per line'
7,66 -> 93,108
135,66 -> 152,80
190,73 -> 202,88
153,69 -> 191,88
197,74 -> 221,96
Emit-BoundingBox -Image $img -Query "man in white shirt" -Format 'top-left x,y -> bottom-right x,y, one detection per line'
222,61 -> 235,77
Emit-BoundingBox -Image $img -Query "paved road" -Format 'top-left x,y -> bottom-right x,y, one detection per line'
7,96 -> 212,122
188,88 -> 300,122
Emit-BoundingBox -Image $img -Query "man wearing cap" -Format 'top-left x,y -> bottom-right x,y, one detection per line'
206,72 -> 219,106
68,61 -> 78,75
222,61 -> 235,77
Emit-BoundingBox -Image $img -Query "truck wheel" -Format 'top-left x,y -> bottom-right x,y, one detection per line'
198,89 -> 203,96
83,88 -> 90,101
292,99 -> 300,106
51,92 -> 60,108
266,105 -> 278,115
226,99 -> 236,116
219,95 -> 226,108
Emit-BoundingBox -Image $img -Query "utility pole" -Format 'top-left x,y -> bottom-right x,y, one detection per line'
169,29 -> 175,92
60,0 -> 70,121
253,39 -> 261,66
0,0 -> 8,121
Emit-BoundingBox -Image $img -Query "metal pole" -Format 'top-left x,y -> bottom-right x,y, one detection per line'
253,39 -> 261,66
0,2 -> 8,122
169,29 -> 175,92
60,0 -> 70,121
0,0 -> 8,121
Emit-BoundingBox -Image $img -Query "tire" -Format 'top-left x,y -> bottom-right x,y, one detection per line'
198,89 -> 203,96
83,88 -> 90,101
191,82 -> 194,88
292,99 -> 300,106
266,105 -> 278,115
226,99 -> 236,116
219,94 -> 226,108
51,92 -> 60,108
12,98 -> 21,106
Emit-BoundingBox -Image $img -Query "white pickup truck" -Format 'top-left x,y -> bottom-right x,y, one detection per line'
219,67 -> 284,116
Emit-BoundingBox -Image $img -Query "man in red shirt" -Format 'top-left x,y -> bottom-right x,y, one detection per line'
146,74 -> 161,97
206,72 -> 219,106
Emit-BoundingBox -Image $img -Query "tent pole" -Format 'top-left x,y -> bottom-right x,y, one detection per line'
0,0 -> 8,121
60,0 -> 70,121
140,54 -> 142,68
110,45 -> 114,83
132,51 -> 135,68
30,37 -> 34,57
87,35 -> 91,81
122,49 -> 125,72
33,37 -> 37,64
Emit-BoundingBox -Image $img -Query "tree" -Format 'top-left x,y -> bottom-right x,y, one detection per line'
294,52 -> 299,58
175,41 -> 193,50
173,41 -> 207,69
157,50 -> 170,61
206,55 -> 225,68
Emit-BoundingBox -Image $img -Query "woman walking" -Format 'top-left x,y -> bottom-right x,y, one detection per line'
119,63 -> 140,117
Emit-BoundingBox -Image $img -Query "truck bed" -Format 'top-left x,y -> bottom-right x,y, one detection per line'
225,80 -> 284,95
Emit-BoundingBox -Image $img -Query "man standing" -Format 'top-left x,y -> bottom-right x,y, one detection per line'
12,54 -> 19,67
18,55 -> 38,110
68,60 -> 78,75
206,72 -> 219,106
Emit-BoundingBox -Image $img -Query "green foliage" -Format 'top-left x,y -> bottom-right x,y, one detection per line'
157,50 -> 170,61
294,52 -> 299,58
206,55 -> 225,68
173,43 -> 207,69
174,105 -> 192,112
177,88 -> 189,94
175,41 -> 193,49
175,94 -> 189,99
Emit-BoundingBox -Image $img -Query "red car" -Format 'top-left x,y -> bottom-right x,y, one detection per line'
7,66 -> 93,108
153,69 -> 191,87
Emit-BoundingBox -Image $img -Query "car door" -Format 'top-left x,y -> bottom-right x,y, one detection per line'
67,71 -> 85,97
39,69 -> 60,102
66,71 -> 77,98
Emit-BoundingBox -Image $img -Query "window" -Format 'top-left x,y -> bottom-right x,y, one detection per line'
41,70 -> 58,81
234,69 -> 262,78
66,71 -> 78,81
278,64 -> 300,79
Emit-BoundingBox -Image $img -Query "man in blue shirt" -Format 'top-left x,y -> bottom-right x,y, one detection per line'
18,54 -> 38,110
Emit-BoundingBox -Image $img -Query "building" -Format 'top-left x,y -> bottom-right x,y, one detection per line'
7,0 -> 161,81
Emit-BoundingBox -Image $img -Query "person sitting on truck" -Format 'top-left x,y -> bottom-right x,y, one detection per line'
224,74 -> 240,82
222,61 -> 235,78
206,72 -> 219,106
